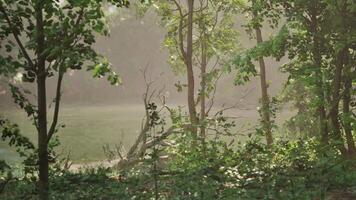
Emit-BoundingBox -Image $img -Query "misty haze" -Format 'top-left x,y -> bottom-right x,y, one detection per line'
0,0 -> 355,199
0,6 -> 290,163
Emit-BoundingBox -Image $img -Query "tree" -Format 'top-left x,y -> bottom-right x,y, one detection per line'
276,0 -> 330,143
138,0 -> 241,143
0,0 -> 128,198
229,0 -> 282,145
249,0 -> 274,145
186,0 -> 198,135
256,0 -> 355,155
325,0 -> 355,156
342,58 -> 356,156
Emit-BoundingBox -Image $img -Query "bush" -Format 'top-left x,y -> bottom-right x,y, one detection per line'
1,134 -> 355,199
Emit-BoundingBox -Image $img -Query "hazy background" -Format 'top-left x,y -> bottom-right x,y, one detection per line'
0,7 -> 290,164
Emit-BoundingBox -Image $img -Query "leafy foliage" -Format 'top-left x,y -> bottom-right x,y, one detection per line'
0,0 -> 355,199
0,0 -> 126,83
2,135 -> 355,199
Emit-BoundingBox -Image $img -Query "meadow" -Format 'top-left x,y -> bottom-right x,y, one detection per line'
1,105 -> 145,164
1,104 -> 294,165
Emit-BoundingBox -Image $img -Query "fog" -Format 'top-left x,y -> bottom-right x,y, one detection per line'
0,7 -> 288,110
0,6 -> 293,164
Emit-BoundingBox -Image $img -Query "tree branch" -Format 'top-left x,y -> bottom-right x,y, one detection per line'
46,7 -> 86,144
172,0 -> 187,63
0,4 -> 35,70
46,68 -> 64,144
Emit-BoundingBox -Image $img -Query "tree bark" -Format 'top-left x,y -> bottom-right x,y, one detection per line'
253,12 -> 273,146
200,31 -> 207,143
330,48 -> 348,155
186,0 -> 198,136
37,76 -> 49,200
47,70 -> 64,144
35,1 -> 49,199
343,64 -> 356,156
328,0 -> 349,155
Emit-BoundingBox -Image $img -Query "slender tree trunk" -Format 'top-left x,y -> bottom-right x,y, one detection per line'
343,65 -> 356,156
254,22 -> 273,146
310,6 -> 329,144
251,0 -> 272,146
200,32 -> 207,143
37,76 -> 49,200
186,0 -> 198,136
328,0 -> 349,155
199,65 -> 206,141
35,2 -> 49,199
330,49 -> 348,155
339,0 -> 354,157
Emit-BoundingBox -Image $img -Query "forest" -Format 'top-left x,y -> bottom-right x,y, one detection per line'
0,0 -> 355,199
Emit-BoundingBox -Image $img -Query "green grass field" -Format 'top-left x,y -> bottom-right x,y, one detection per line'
1,105 -> 292,164
1,105 -> 147,164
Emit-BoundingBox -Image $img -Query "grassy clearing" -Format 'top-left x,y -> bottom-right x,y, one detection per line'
0,104 -> 293,164
1,105 -> 145,164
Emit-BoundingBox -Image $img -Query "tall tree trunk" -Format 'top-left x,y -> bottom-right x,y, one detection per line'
310,5 -> 329,145
186,0 -> 198,136
35,1 -> 49,199
200,32 -> 207,143
343,64 -> 356,156
252,3 -> 273,145
37,76 -> 49,200
329,0 -> 349,155
330,48 -> 348,155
